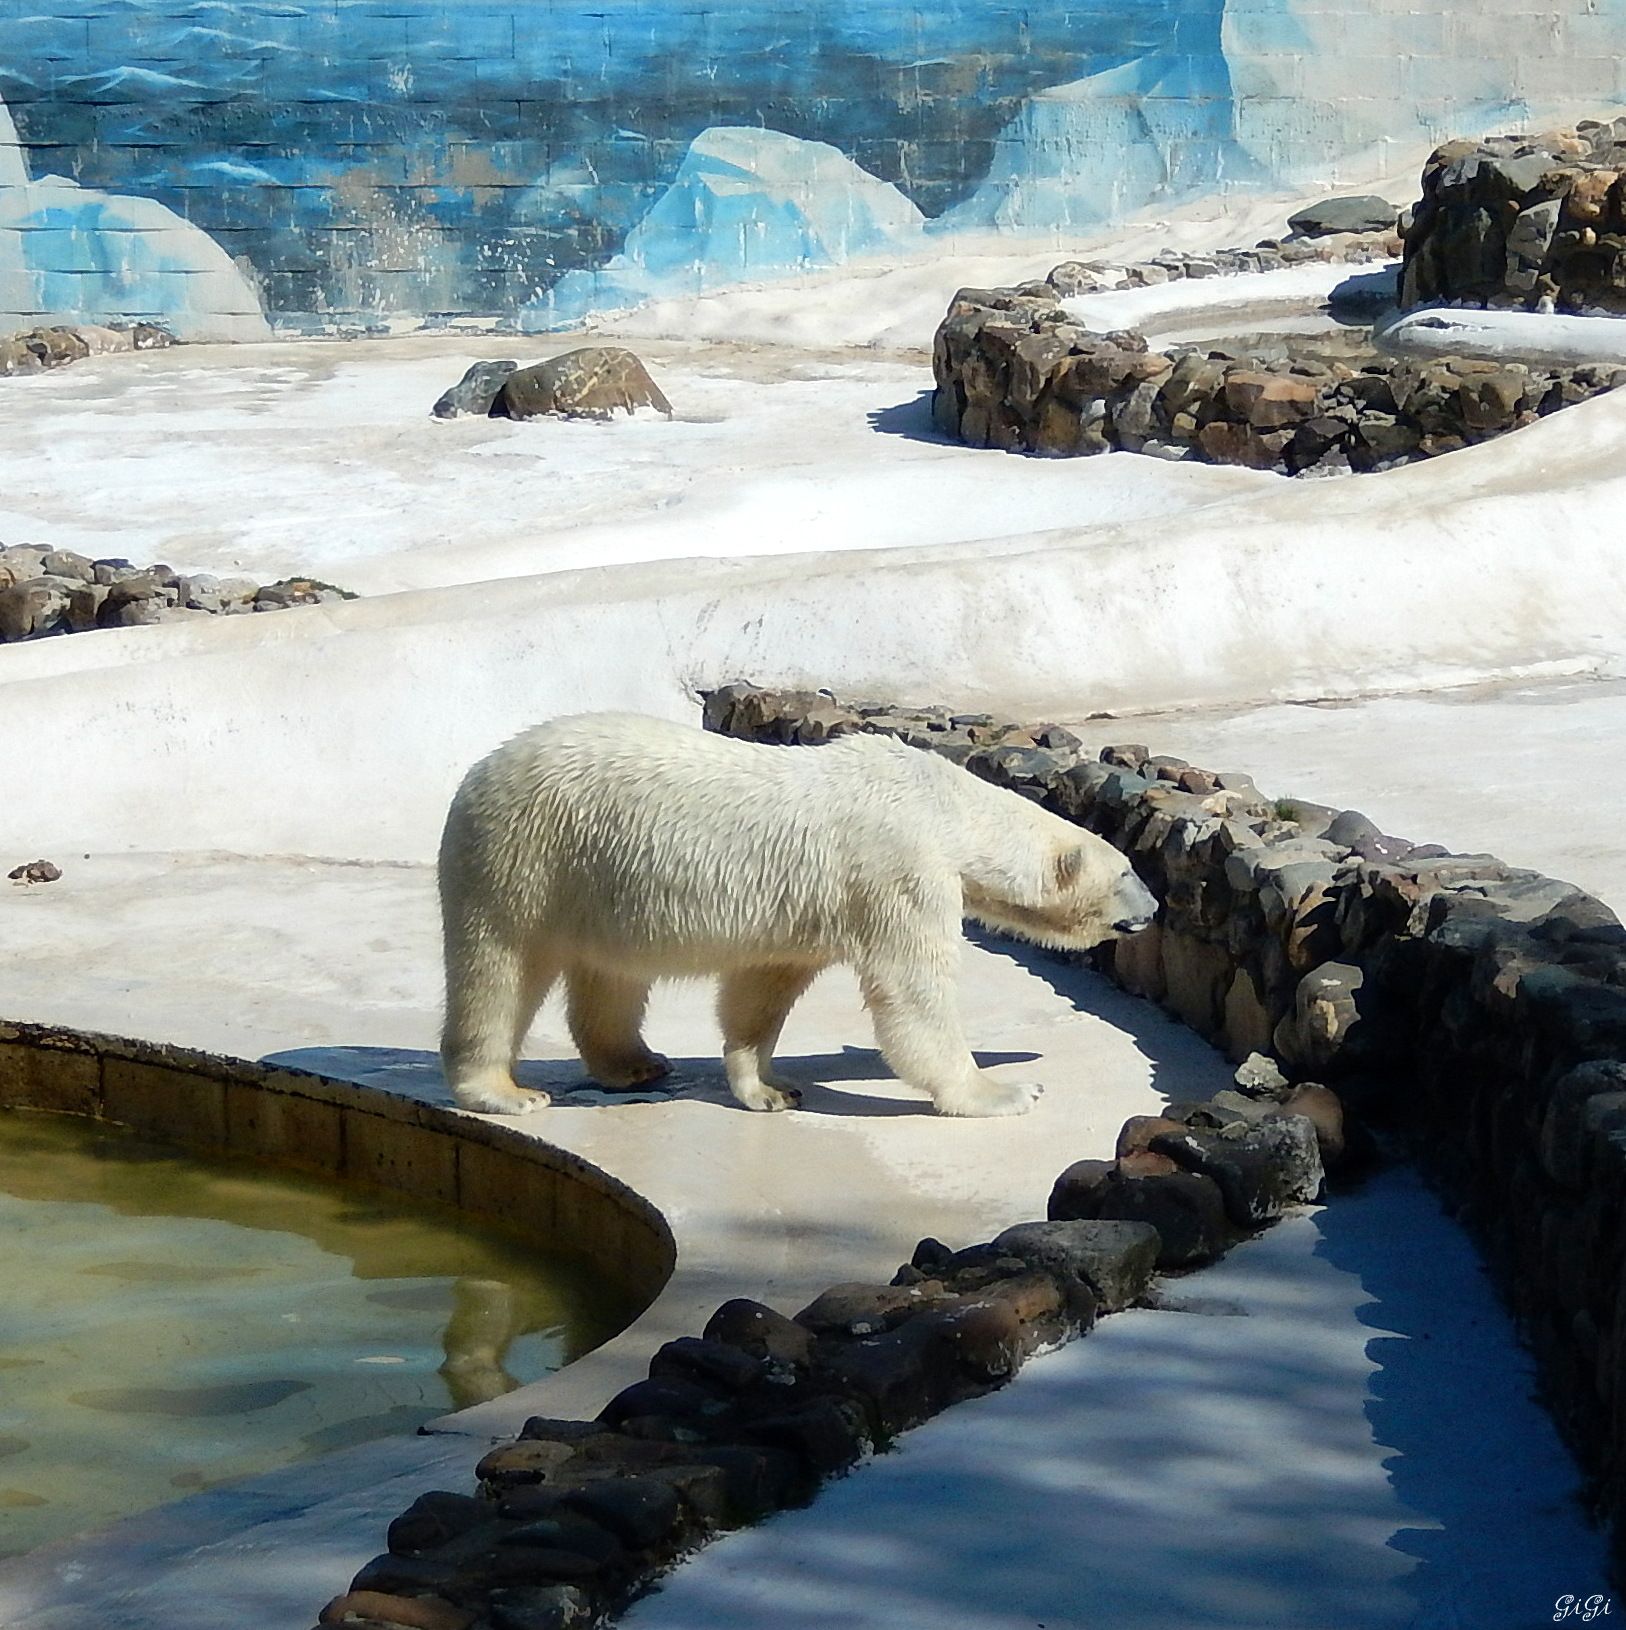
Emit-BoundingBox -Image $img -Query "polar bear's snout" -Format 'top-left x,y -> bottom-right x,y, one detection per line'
1109,871 -> 1159,935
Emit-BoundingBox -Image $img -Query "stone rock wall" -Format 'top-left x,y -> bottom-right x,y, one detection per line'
0,545 -> 355,641
932,282 -> 1624,473
707,683 -> 1626,1577
0,320 -> 172,375
1403,119 -> 1626,313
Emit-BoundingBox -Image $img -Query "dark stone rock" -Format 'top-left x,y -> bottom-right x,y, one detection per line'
494,347 -> 672,421
7,859 -> 61,884
486,1585 -> 593,1630
1047,1158 -> 1115,1220
350,1553 -> 460,1598
1151,1116 -> 1325,1225
691,1443 -> 810,1520
1089,1170 -> 1235,1267
648,1336 -> 765,1392
597,1376 -> 726,1431
470,1547 -> 607,1586
703,1298 -> 816,1367
557,1477 -> 682,1550
496,1515 -> 623,1566
433,358 -> 518,418
814,1320 -> 957,1436
740,1398 -> 870,1474
518,1418 -> 604,1445
992,1219 -> 1161,1311
1288,195 -> 1401,236
387,1491 -> 492,1556
1540,1061 -> 1626,1188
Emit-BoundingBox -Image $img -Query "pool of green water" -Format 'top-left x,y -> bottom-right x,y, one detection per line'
0,1109 -> 639,1558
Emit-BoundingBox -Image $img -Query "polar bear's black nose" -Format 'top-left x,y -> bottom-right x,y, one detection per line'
1111,874 -> 1159,934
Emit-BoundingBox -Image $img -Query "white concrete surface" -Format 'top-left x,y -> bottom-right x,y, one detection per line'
1075,677 -> 1626,909
627,1165 -> 1606,1630
6,354 -> 1626,860
1378,306 -> 1626,366
0,872 -> 1231,1628
1062,258 -> 1398,337
0,337 -> 1261,592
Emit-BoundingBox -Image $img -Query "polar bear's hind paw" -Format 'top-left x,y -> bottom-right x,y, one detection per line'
452,1078 -> 551,1116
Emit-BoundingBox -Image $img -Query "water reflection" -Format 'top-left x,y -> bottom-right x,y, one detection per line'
0,1109 -> 637,1558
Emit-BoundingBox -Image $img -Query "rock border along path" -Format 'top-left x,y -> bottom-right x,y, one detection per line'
310,674 -> 1626,1630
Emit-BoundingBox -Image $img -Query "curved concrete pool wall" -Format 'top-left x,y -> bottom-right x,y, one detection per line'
0,1016 -> 675,1343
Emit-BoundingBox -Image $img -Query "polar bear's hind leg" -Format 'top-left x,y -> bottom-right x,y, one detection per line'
442,929 -> 553,1115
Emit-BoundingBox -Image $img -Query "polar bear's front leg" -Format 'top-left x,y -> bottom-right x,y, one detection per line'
858,952 -> 1042,1118
718,964 -> 816,1111
565,967 -> 671,1089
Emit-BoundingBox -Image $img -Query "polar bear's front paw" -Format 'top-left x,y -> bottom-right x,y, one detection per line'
935,1078 -> 1043,1118
453,1079 -> 550,1116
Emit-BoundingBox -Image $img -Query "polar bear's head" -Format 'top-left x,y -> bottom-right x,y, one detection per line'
964,830 -> 1158,951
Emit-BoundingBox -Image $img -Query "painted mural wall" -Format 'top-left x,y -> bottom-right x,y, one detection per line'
1,0 -> 1624,338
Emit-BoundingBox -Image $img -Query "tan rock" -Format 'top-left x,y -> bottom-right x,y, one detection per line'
1567,170 -> 1618,224
1222,370 -> 1321,428
319,1590 -> 474,1630
1222,966 -> 1275,1062
1160,929 -> 1233,1035
1112,918 -> 1165,1000
496,346 -> 673,421
1274,1083 -> 1346,1166
1116,1114 -> 1189,1158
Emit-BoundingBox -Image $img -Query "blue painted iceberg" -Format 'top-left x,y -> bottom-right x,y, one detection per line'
524,126 -> 925,331
0,94 -> 268,342
936,7 -> 1247,236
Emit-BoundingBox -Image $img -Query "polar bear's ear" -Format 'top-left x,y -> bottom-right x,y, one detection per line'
1053,845 -> 1089,891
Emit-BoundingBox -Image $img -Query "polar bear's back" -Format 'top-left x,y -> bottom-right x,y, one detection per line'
440,713 -> 956,970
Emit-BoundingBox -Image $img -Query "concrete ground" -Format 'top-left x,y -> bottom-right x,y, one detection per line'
1,673 -> 1619,1628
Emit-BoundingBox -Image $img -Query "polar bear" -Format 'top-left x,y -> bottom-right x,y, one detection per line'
438,713 -> 1157,1118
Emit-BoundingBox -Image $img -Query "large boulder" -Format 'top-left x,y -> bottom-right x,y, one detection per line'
1287,195 -> 1402,237
494,348 -> 672,422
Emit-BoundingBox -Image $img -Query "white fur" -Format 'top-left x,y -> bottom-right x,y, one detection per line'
438,713 -> 1156,1118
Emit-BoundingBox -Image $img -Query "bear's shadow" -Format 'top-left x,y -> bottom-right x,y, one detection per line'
259,1044 -> 1040,1119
